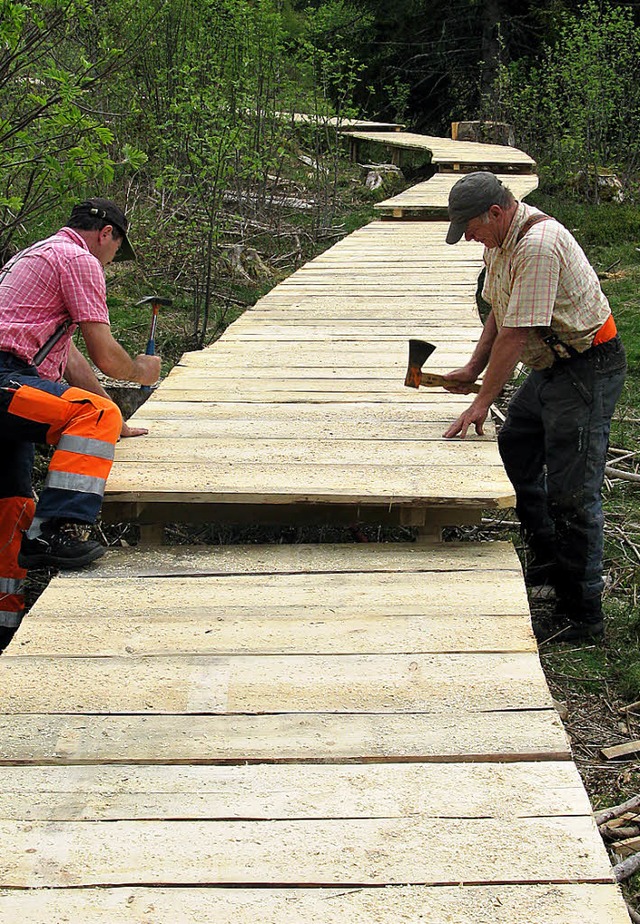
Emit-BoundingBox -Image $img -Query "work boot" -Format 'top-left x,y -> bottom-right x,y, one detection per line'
525,559 -> 557,601
18,520 -> 105,570
532,594 -> 605,644
532,616 -> 605,644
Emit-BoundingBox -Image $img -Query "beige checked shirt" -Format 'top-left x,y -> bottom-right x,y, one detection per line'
482,202 -> 611,370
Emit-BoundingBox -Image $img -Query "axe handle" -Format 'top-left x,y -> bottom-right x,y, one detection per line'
420,372 -> 482,394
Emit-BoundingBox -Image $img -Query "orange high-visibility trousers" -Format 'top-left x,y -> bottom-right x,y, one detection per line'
5,383 -> 122,523
0,495 -> 35,649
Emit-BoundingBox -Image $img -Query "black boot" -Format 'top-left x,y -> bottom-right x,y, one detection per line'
18,520 -> 105,570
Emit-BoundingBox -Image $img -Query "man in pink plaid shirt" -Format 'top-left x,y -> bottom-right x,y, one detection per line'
442,172 -> 626,644
0,198 -> 161,650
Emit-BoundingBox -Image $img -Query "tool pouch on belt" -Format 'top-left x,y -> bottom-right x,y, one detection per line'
540,329 -> 593,404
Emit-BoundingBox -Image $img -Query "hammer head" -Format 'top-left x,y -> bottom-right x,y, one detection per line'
404,339 -> 436,388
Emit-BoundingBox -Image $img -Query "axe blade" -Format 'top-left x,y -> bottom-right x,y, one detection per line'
404,339 -> 436,388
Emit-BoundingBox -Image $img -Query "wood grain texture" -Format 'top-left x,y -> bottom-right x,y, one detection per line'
0,761 -> 590,821
0,709 -> 570,764
0,651 -> 552,715
0,883 -> 630,924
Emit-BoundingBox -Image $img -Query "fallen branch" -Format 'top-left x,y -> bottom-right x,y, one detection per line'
621,700 -> 640,715
605,464 -> 640,483
595,793 -> 640,826
613,849 -> 640,882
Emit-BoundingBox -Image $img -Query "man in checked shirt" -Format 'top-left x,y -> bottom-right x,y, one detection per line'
0,198 -> 161,650
441,172 -> 626,643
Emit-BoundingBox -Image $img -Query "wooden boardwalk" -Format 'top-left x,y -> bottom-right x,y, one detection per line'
0,542 -> 628,922
342,129 -> 536,170
103,220 -> 513,533
0,145 -> 630,921
376,171 -> 539,218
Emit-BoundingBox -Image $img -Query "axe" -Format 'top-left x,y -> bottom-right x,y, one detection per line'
404,338 -> 481,392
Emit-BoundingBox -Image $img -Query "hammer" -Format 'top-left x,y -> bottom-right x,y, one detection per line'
137,296 -> 172,393
404,338 -> 481,392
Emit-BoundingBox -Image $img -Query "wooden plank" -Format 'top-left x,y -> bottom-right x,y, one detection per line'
169,357 -> 478,372
151,379 -> 477,396
0,883 -> 630,924
13,612 -> 535,657
104,462 -> 516,507
112,438 -> 502,466
123,416 -> 479,440
0,709 -> 570,763
31,568 -> 526,614
0,761 -> 591,821
126,401 -> 495,432
0,652 -> 552,715
68,540 -> 523,578
0,815 -> 610,888
146,386 -> 473,401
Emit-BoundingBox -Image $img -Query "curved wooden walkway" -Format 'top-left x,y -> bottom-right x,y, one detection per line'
0,133 -> 629,922
342,129 -> 536,171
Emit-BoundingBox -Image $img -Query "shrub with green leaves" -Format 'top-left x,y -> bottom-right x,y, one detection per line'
0,0 -> 146,259
489,1 -> 640,199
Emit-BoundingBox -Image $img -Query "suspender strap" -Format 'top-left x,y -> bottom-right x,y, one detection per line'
516,213 -> 551,243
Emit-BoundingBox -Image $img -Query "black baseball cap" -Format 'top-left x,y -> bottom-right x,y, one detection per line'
68,197 -> 136,261
446,172 -> 506,244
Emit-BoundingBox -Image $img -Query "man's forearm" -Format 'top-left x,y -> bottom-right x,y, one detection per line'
64,342 -> 112,399
80,321 -> 160,385
443,324 -> 529,439
466,310 -> 499,376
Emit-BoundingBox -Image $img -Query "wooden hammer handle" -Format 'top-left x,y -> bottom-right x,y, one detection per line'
420,372 -> 482,394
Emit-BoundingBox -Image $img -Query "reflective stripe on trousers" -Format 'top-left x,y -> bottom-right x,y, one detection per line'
7,384 -> 121,523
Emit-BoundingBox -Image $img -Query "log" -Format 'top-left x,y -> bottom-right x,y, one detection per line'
595,793 -> 640,826
600,823 -> 640,841
613,850 -> 640,882
605,465 -> 640,483
627,902 -> 640,924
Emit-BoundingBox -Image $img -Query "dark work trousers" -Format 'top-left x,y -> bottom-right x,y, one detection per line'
498,336 -> 626,624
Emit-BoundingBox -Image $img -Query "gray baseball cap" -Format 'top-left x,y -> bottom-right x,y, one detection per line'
446,172 -> 505,244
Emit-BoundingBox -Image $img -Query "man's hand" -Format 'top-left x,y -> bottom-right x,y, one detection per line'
444,398 -> 492,439
120,421 -> 149,438
81,322 -> 161,385
132,353 -> 162,386
443,325 -> 528,439
441,366 -> 481,394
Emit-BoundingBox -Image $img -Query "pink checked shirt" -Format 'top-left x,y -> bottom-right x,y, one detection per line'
0,227 -> 110,381
482,202 -> 611,370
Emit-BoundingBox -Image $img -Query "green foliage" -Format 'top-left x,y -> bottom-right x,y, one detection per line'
0,0 -> 147,258
490,1 -> 640,198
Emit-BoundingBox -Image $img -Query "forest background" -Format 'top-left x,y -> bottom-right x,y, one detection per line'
3,0 -> 640,898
